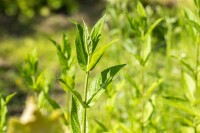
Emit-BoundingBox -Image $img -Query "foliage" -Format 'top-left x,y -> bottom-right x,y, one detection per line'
0,93 -> 16,132
1,0 -> 200,132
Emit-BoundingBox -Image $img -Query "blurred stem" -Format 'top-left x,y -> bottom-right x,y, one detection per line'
196,41 -> 199,90
141,65 -> 145,130
166,20 -> 172,67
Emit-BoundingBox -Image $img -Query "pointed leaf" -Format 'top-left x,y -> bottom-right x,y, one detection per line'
163,96 -> 200,117
45,95 -> 68,125
134,54 -> 145,66
82,20 -> 92,55
144,18 -> 163,39
59,79 -> 88,108
49,38 -> 61,51
171,56 -> 195,75
71,96 -> 81,133
144,79 -> 163,100
5,92 -> 16,105
187,19 -> 200,33
62,34 -> 71,59
87,40 -> 117,71
142,101 -> 153,122
87,64 -> 126,107
75,23 -> 88,71
137,2 -> 146,17
194,0 -> 200,9
90,15 -> 105,53
183,72 -> 196,103
141,34 -> 151,63
95,120 -> 108,132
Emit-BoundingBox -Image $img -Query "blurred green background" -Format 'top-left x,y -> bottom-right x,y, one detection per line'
0,0 -> 199,132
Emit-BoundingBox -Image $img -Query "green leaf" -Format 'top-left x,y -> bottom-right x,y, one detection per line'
0,98 -> 7,131
45,94 -> 69,125
137,2 -> 146,17
87,40 -> 117,71
194,0 -> 200,9
134,54 -> 145,66
90,15 -> 105,53
141,34 -> 151,63
125,74 -> 140,96
144,18 -> 163,39
187,19 -> 200,33
75,23 -> 88,71
82,20 -> 91,55
183,72 -> 196,103
59,79 -> 88,108
87,64 -> 126,107
174,115 -> 194,127
143,79 -> 163,100
142,101 -> 153,122
5,92 -> 16,105
1,93 -> 16,131
95,120 -> 108,132
62,34 -> 71,59
171,56 -> 195,75
71,96 -> 81,133
50,35 -> 72,71
50,38 -> 61,51
163,96 -> 200,117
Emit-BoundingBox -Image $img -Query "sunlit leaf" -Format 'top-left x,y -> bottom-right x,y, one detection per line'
137,2 -> 146,18
71,96 -> 82,133
5,92 -> 16,105
59,79 -> 88,108
183,72 -> 196,103
75,23 -> 88,71
144,18 -> 163,39
87,40 -> 117,71
163,96 -> 200,117
90,15 -> 105,53
141,34 -> 151,63
143,79 -> 163,100
87,64 -> 126,107
142,100 -> 153,122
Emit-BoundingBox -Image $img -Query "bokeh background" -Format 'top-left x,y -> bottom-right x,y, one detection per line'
0,0 -> 199,132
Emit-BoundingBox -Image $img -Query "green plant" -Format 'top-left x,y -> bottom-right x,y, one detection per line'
0,93 -> 16,132
58,16 -> 126,133
163,0 -> 200,132
117,2 -> 163,132
20,48 -> 68,125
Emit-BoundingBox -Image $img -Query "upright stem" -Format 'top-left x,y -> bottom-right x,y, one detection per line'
83,71 -> 89,133
83,54 -> 90,133
166,21 -> 172,69
141,65 -> 145,131
196,41 -> 199,90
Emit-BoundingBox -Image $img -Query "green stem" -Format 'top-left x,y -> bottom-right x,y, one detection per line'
196,41 -> 199,90
141,65 -> 145,131
83,71 -> 89,133
166,22 -> 172,68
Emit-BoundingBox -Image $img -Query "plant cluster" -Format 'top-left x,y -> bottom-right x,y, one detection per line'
1,0 -> 200,132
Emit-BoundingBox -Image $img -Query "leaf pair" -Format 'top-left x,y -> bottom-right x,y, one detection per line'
59,64 -> 126,108
73,16 -> 106,71
87,64 -> 126,107
21,49 -> 38,88
70,64 -> 125,133
50,34 -> 72,72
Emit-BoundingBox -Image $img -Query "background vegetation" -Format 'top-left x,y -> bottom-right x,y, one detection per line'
0,0 -> 200,132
